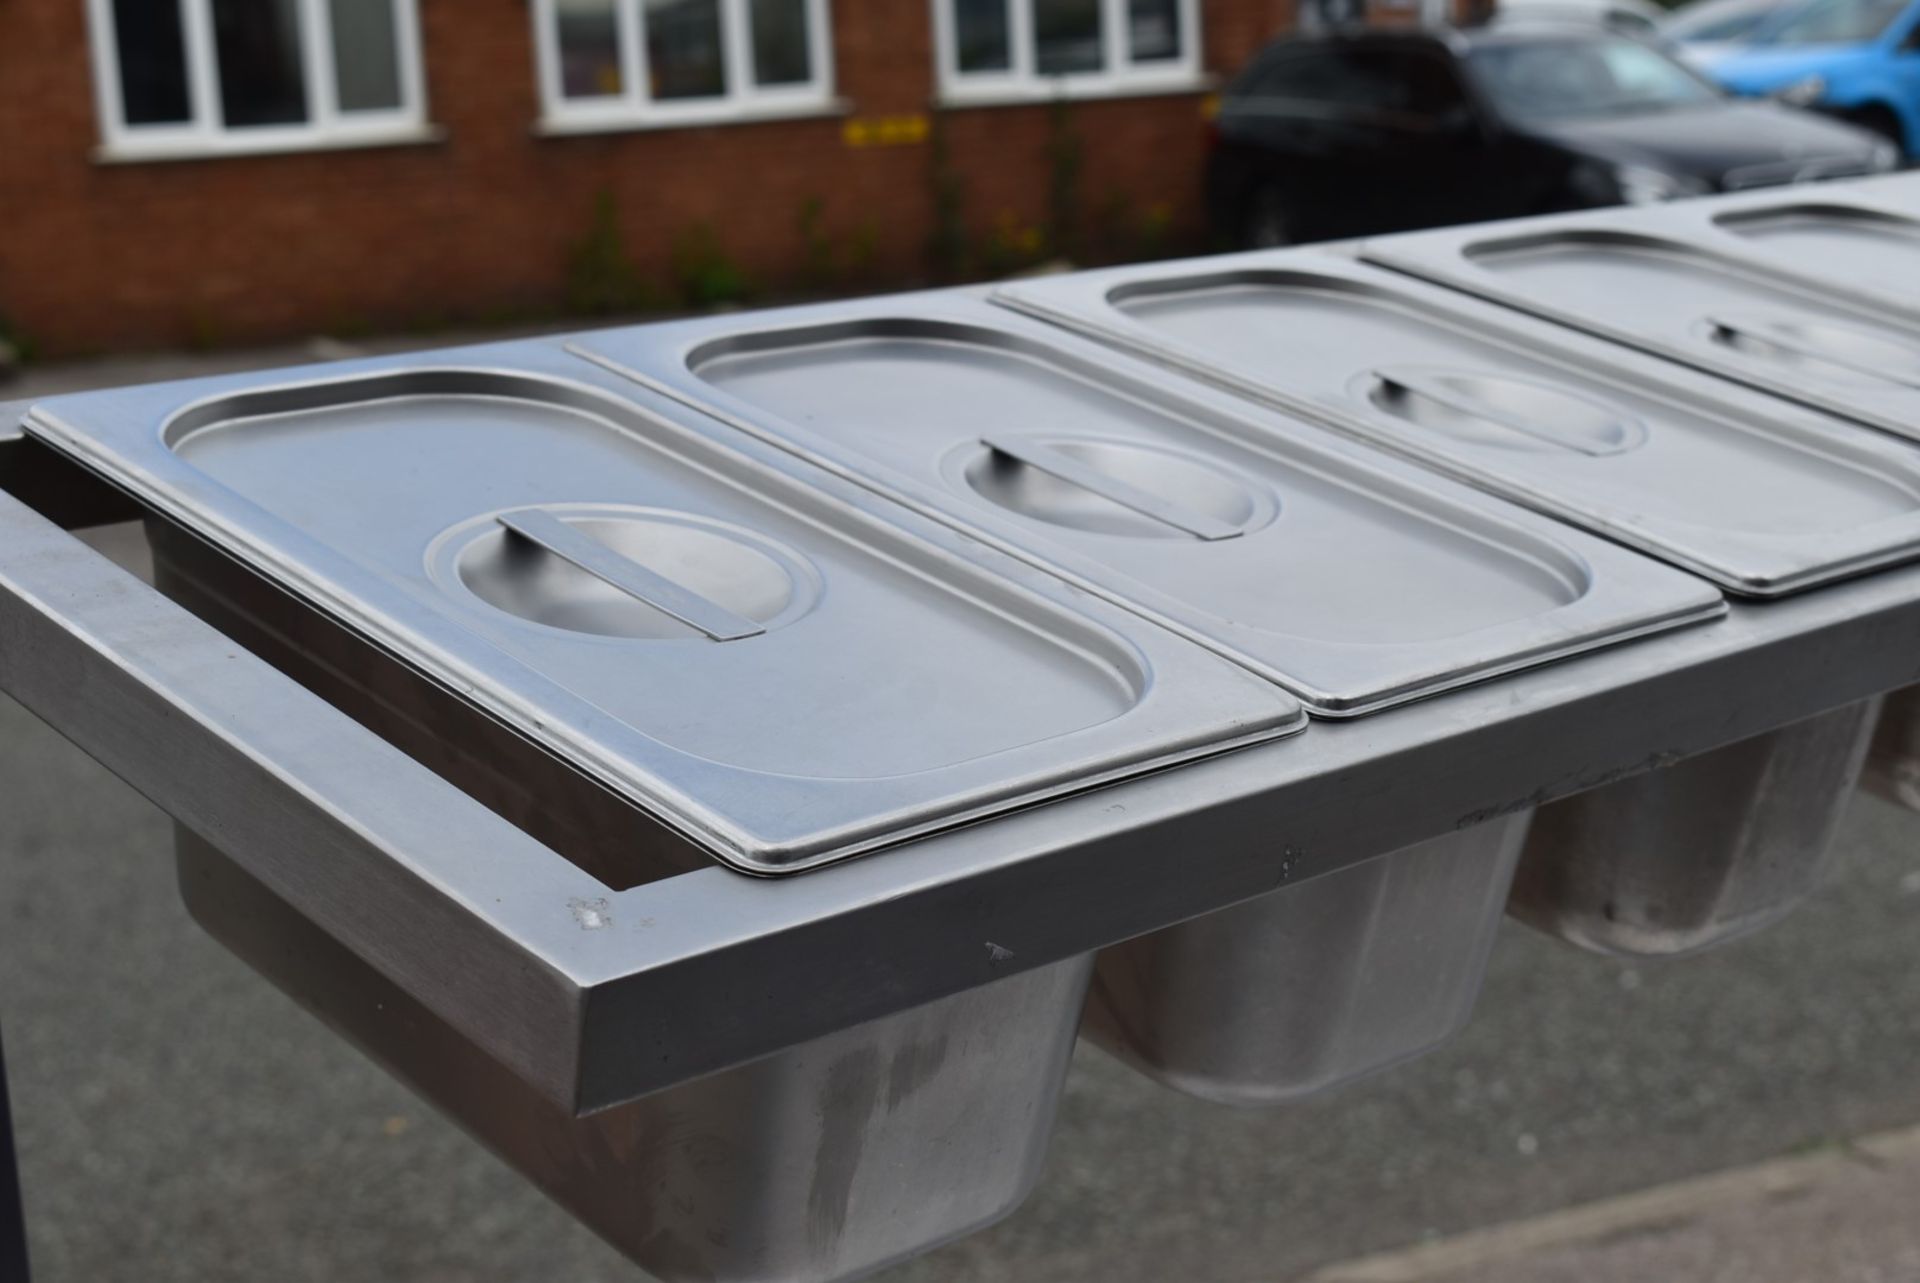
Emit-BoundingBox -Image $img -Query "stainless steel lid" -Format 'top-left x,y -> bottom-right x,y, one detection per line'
995,247 -> 1920,596
1359,197 -> 1920,447
1593,182 -> 1920,330
24,342 -> 1306,875
569,292 -> 1724,716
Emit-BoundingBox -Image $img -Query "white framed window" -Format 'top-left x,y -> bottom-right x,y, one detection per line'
534,0 -> 837,133
86,0 -> 430,162
933,0 -> 1203,104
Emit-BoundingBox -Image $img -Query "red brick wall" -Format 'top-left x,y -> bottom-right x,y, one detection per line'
0,0 -> 1298,356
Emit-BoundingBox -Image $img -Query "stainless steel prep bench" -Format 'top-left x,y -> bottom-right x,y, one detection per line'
7,393 -> 1920,1276
8,184 -> 1920,1283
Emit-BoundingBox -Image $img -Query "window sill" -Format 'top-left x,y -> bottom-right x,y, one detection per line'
935,73 -> 1217,110
93,124 -> 448,166
536,96 -> 852,137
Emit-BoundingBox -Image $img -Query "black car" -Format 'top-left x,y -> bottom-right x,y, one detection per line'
1207,23 -> 1900,247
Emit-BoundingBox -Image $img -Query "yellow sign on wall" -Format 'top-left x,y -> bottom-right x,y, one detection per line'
842,114 -> 931,148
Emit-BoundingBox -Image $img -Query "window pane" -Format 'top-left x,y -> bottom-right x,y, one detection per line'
750,0 -> 812,85
557,0 -> 624,98
645,0 -> 727,99
1129,0 -> 1181,62
1466,39 -> 1717,119
110,0 -> 192,126
1766,0 -> 1911,44
1034,0 -> 1104,75
211,0 -> 310,127
330,0 -> 404,112
954,0 -> 1012,73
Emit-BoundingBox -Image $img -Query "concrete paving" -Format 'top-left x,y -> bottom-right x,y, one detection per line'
4,348 -> 1920,1281
1308,1125 -> 1920,1283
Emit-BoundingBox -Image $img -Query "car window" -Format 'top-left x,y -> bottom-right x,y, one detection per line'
1467,36 -> 1723,118
1756,0 -> 1912,44
1663,0 -> 1784,41
1496,3 -> 1665,34
1242,46 -> 1469,115
1608,9 -> 1663,34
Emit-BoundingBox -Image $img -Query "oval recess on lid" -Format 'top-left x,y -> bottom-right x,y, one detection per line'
430,505 -> 821,642
945,435 -> 1278,541
1699,312 -> 1920,389
1356,367 -> 1648,457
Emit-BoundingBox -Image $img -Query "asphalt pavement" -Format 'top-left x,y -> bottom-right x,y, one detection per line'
3,347 -> 1920,1282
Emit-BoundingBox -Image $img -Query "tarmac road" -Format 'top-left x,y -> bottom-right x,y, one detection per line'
3,349 -> 1920,1282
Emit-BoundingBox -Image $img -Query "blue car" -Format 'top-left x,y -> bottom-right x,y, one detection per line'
1709,0 -> 1920,152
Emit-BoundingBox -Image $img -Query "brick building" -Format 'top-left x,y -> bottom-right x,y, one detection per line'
0,0 -> 1339,357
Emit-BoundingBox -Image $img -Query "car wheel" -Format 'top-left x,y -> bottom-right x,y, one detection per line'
1849,105 -> 1908,157
1241,183 -> 1296,249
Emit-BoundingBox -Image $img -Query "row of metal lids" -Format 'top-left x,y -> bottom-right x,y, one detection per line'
25,173 -> 1920,877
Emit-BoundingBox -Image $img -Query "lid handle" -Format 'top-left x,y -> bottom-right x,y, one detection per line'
496,510 -> 766,643
1704,314 -> 1919,388
980,437 -> 1242,541
1372,369 -> 1607,457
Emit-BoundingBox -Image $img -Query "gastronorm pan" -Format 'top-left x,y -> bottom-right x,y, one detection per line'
1512,698 -> 1880,956
1866,686 -> 1920,811
174,826 -> 1094,1283
569,291 -> 1723,718
23,340 -> 1305,880
1083,814 -> 1529,1105
1358,201 -> 1920,446
994,248 -> 1920,597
